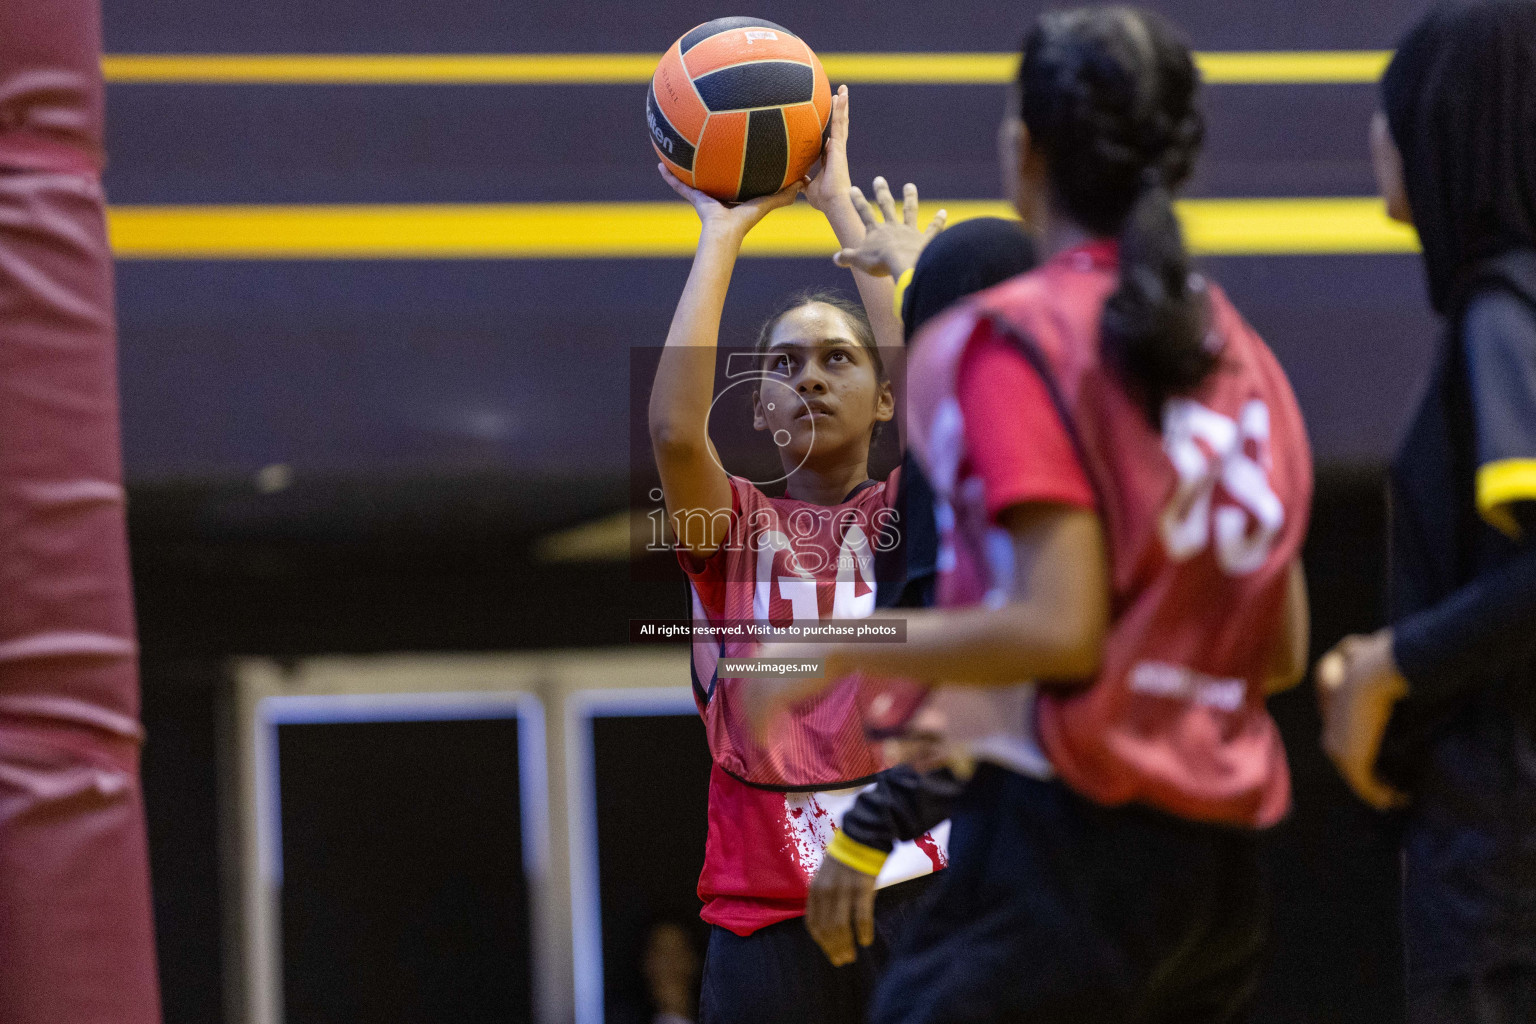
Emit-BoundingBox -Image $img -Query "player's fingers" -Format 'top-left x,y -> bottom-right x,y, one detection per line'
658,163 -> 695,201
1320,693 -> 1351,762
1372,775 -> 1409,810
834,248 -> 878,272
828,84 -> 850,146
1332,751 -> 1383,812
925,209 -> 949,239
843,250 -> 887,276
1337,633 -> 1366,664
806,919 -> 838,964
1316,649 -> 1346,692
872,176 -> 899,224
854,880 -> 876,948
1322,707 -> 1396,810
1347,762 -> 1402,811
756,181 -> 805,213
804,886 -> 833,957
1315,647 -> 1345,720
817,886 -> 854,965
902,182 -> 919,228
849,186 -> 879,231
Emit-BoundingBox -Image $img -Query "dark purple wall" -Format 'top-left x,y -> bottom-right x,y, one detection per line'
104,0 -> 1441,483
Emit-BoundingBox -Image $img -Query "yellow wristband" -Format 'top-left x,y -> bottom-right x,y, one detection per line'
825,829 -> 889,877
892,267 -> 915,323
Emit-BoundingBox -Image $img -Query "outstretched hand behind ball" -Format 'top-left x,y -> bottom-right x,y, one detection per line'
833,177 -> 947,278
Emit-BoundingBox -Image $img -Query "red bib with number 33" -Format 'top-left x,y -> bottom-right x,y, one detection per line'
908,241 -> 1312,828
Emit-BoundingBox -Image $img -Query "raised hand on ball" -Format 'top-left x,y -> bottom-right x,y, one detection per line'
805,85 -> 853,216
658,162 -> 803,241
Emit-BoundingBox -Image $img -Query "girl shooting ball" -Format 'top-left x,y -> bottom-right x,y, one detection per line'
648,85 -> 948,1024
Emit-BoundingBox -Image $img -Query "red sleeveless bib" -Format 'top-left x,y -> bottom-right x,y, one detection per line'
908,242 -> 1312,828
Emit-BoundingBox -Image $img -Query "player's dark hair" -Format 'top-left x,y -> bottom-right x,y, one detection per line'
903,217 -> 1038,340
1017,6 -> 1211,424
753,289 -> 881,379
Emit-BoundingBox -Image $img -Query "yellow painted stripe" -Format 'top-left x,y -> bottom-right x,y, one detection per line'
1195,50 -> 1390,84
100,50 -> 1392,86
105,198 -> 1419,260
101,53 -> 662,84
1178,197 -> 1419,254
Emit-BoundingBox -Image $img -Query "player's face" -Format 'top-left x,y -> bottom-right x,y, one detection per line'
752,303 -> 893,466
1000,90 -> 1048,229
1369,111 -> 1412,225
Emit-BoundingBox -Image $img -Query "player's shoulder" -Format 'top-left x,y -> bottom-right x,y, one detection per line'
1200,276 -> 1255,339
910,268 -> 1044,342
1200,276 -> 1287,380
725,474 -> 772,512
972,263 -> 1054,319
1464,282 -> 1536,362
858,465 -> 901,512
1462,248 -> 1536,366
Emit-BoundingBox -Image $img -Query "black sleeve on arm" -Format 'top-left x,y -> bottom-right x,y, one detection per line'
1394,532 -> 1536,701
839,764 -> 964,853
1394,290 -> 1536,701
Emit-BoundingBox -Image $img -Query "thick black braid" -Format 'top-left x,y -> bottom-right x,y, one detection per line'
1018,6 -> 1213,424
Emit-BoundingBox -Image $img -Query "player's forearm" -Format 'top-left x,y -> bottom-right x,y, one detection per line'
817,196 -> 904,446
835,601 -> 1104,686
1393,540 -> 1536,703
649,227 -> 741,445
852,271 -> 903,353
850,262 -> 904,451
840,765 -> 963,853
1266,560 -> 1310,694
820,198 -> 904,353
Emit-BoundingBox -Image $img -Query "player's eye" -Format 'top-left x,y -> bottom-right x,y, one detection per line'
828,350 -> 850,363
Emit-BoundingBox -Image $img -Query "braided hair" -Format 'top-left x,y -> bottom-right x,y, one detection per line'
1018,6 -> 1211,424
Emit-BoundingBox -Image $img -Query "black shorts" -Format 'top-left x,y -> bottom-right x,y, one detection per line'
698,873 -> 935,1024
871,765 -> 1267,1024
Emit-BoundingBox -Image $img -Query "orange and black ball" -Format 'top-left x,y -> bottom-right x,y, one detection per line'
648,17 -> 831,203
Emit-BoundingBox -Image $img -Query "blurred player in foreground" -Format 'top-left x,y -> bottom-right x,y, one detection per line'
804,217 -> 1038,968
751,8 -> 1312,1022
1317,3 -> 1536,1020
649,86 -> 948,1024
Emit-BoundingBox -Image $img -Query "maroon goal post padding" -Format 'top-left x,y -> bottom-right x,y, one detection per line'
0,1 -> 162,1021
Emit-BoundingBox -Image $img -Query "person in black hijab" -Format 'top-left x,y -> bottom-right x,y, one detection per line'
1316,3 -> 1536,1021
813,217 -> 1038,969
